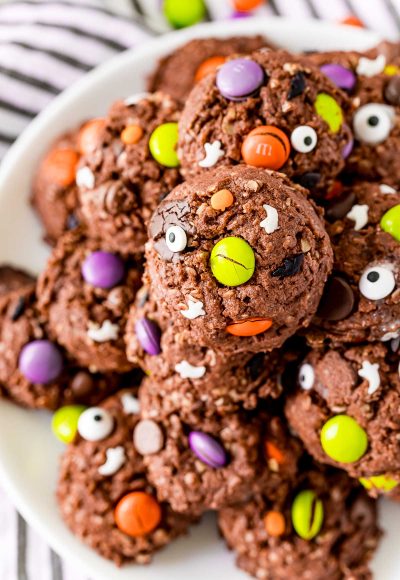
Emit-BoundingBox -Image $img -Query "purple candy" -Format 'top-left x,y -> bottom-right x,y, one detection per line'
320,64 -> 356,91
81,251 -> 124,289
216,58 -> 264,101
135,317 -> 161,356
19,340 -> 63,384
342,125 -> 354,159
231,10 -> 251,18
188,431 -> 227,469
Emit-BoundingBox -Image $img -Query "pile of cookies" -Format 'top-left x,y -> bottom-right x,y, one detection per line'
1,32 -> 400,578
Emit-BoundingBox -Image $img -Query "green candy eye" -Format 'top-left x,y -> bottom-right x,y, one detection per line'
320,415 -> 368,464
380,204 -> 400,242
314,93 -> 343,133
210,236 -> 255,287
291,490 -> 324,540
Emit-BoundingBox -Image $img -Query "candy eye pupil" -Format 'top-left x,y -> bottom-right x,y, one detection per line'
368,115 -> 379,127
304,136 -> 312,146
367,271 -> 379,282
169,232 -> 176,243
94,415 -> 102,422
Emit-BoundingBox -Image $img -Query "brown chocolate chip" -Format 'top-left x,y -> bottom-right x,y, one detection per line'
295,172 -> 321,191
326,191 -> 356,221
385,75 -> 400,106
71,371 -> 95,397
10,296 -> 26,321
317,275 -> 355,321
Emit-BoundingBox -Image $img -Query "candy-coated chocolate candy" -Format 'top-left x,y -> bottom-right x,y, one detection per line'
195,56 -> 226,83
216,58 -> 264,101
384,65 -> 400,76
70,371 -> 95,398
380,204 -> 400,241
135,317 -> 162,355
210,236 -> 255,286
317,275 -> 355,321
314,93 -> 343,133
52,405 -> 86,444
226,317 -> 272,336
121,124 -> 143,145
114,492 -> 162,537
19,340 -> 63,384
359,265 -> 396,300
359,474 -> 399,493
264,511 -> 286,537
149,122 -> 179,167
43,148 -> 79,187
77,407 -> 114,442
233,0 -> 263,10
163,0 -> 206,29
210,189 -> 234,211
264,441 -> 285,465
291,490 -> 324,540
342,129 -> 354,159
189,431 -> 227,468
78,119 -> 106,155
81,251 -> 124,289
320,415 -> 368,463
341,15 -> 364,27
133,419 -> 164,455
241,126 -> 290,170
320,64 -> 357,91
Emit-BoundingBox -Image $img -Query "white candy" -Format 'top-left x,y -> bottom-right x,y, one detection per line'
76,166 -> 95,189
78,407 -> 114,442
346,204 -> 369,231
359,264 -> 396,301
356,54 -> 386,77
181,296 -> 205,319
298,363 -> 315,390
379,184 -> 397,195
175,360 -> 206,379
260,204 -> 279,234
290,125 -> 318,153
165,225 -> 187,252
353,103 -> 394,145
120,392 -> 140,414
358,360 -> 381,395
198,141 -> 224,168
133,419 -> 164,455
87,320 -> 119,342
98,446 -> 126,476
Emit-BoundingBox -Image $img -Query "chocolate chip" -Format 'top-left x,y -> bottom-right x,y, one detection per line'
271,254 -> 304,278
71,371 -> 95,397
385,75 -> 400,106
295,172 -> 321,191
317,275 -> 355,321
10,296 -> 26,321
246,353 -> 266,381
287,72 -> 306,100
326,191 -> 356,221
66,213 -> 80,230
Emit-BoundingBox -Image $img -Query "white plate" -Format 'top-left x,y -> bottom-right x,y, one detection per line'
0,16 -> 398,580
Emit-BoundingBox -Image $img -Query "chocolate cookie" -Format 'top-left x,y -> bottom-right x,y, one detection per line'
138,382 -> 302,515
0,284 -> 120,409
37,228 -> 142,373
57,389 -> 195,565
0,265 -> 34,297
145,165 -> 333,354
178,48 -> 351,193
77,94 -> 182,255
285,342 -> 400,478
148,35 -> 269,103
218,464 -> 380,580
310,181 -> 400,345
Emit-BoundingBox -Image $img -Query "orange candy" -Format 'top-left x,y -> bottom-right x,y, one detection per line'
325,180 -> 344,200
77,118 -> 106,155
195,56 -> 227,83
43,148 -> 79,187
233,0 -> 263,11
226,317 -> 272,337
264,511 -> 286,537
241,126 -> 290,170
265,441 -> 285,465
114,491 -> 162,537
211,189 -> 234,211
341,15 -> 364,28
121,124 -> 144,145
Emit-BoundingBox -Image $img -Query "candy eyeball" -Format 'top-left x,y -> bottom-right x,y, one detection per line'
165,225 -> 187,253
77,407 -> 114,441
290,126 -> 318,153
298,363 -> 315,390
359,264 -> 396,300
353,103 -> 395,145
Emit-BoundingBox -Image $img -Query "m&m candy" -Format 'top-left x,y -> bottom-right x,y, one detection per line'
149,123 -> 179,167
291,490 -> 324,540
320,415 -> 368,463
241,126 -> 290,170
115,492 -> 162,537
210,236 -> 255,286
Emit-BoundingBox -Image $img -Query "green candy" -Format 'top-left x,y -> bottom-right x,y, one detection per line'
291,490 -> 324,540
359,474 -> 399,493
149,122 -> 179,167
210,236 -> 255,287
163,0 -> 206,29
314,93 -> 343,133
52,405 -> 86,444
320,415 -> 368,464
380,204 -> 400,242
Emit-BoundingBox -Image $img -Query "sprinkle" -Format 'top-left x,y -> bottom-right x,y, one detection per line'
175,360 -> 206,379
260,204 -> 279,233
346,204 -> 369,230
358,360 -> 381,395
120,393 -> 140,414
98,446 -> 126,476
356,54 -> 386,77
76,166 -> 95,189
180,296 -> 205,319
379,184 -> 396,195
87,320 -> 119,342
198,141 -> 224,168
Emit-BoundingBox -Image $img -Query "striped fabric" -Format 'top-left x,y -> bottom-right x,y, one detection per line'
0,0 -> 399,578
